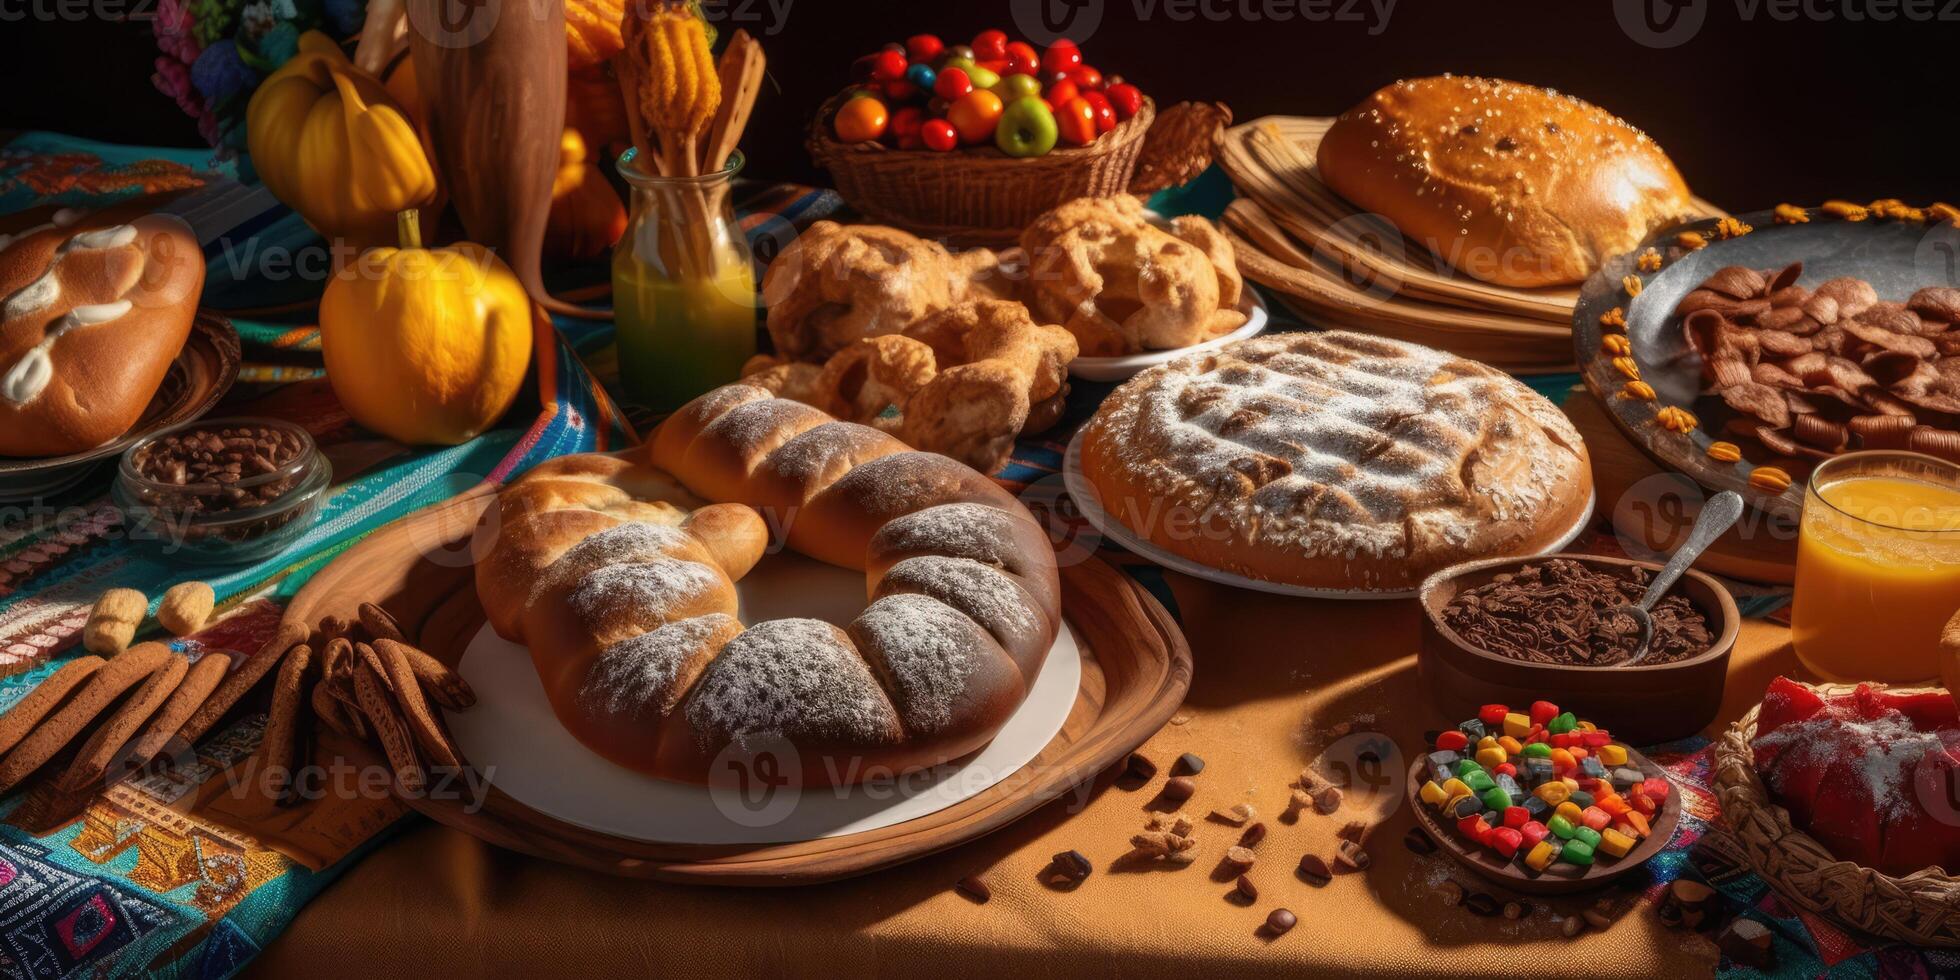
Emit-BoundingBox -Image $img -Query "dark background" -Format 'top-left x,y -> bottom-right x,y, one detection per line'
1,0 -> 1951,210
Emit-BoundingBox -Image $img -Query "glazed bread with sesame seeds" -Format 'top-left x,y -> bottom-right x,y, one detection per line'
473,384 -> 1060,786
1079,332 -> 1592,592
1317,75 -> 1695,288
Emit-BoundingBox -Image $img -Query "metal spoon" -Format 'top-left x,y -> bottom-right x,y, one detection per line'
1614,491 -> 1745,667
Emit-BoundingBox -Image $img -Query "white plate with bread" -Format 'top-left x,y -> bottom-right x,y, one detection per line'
1066,286 -> 1270,383
1062,331 -> 1598,599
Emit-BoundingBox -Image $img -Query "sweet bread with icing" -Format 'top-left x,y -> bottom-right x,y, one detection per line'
472,384 -> 1061,786
0,208 -> 205,457
1080,332 -> 1592,591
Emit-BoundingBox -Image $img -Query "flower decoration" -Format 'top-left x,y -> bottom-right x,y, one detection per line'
151,0 -> 357,150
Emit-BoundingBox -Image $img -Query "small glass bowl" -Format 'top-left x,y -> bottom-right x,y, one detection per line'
113,416 -> 331,565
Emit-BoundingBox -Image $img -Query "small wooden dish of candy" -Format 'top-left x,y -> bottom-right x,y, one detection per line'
1403,700 -> 1684,895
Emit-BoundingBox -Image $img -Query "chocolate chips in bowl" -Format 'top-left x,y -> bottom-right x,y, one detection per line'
1415,554 -> 1739,744
113,417 -> 331,564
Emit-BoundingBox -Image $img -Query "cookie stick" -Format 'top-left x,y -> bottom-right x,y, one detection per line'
55,645 -> 189,794
0,657 -> 104,758
394,642 -> 476,710
177,621 -> 309,745
373,639 -> 462,769
116,653 -> 230,776
353,644 -> 424,795
0,644 -> 175,793
254,642 -> 315,803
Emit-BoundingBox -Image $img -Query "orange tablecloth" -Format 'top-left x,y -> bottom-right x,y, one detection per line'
247,571 -> 1792,977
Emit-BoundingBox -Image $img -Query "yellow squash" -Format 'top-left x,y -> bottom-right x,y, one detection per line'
247,32 -> 437,248
320,211 -> 534,445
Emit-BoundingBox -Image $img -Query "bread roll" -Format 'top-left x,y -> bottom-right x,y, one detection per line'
0,210 -> 204,457
1317,76 -> 1694,288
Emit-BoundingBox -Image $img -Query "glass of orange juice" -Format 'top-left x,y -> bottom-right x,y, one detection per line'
1792,450 -> 1960,682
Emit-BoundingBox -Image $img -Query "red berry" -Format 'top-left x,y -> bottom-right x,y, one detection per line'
1055,96 -> 1097,146
1530,700 -> 1559,726
890,106 -> 925,142
870,49 -> 909,82
920,118 -> 959,152
972,29 -> 1008,61
1478,704 -> 1509,726
1105,82 -> 1144,119
977,58 -> 1010,77
1435,730 -> 1468,751
1071,65 -> 1104,90
1044,79 -> 1080,109
1041,39 -> 1083,77
905,34 -> 944,64
1081,90 -> 1116,133
934,67 -> 973,102
1004,41 -> 1040,76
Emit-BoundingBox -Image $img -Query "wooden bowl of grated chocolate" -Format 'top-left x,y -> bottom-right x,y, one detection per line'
1417,555 -> 1738,745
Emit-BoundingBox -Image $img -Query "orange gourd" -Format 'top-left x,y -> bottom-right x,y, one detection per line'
545,129 -> 627,262
566,0 -> 626,70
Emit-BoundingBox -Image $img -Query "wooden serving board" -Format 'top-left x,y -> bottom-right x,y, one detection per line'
282,484 -> 1194,884
1404,746 -> 1684,896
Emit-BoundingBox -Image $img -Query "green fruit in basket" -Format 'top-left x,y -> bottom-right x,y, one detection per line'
965,64 -> 1001,91
996,97 -> 1058,158
994,73 -> 1042,102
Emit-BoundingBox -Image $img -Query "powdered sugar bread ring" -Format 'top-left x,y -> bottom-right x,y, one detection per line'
475,384 -> 1061,786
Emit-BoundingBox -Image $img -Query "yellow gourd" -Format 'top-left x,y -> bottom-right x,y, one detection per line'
247,32 -> 437,248
319,211 -> 534,445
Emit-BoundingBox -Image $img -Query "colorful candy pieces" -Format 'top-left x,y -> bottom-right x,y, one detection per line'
1422,701 -> 1665,873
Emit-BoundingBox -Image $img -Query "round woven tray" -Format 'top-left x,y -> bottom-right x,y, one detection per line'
807,92 -> 1156,246
1711,681 -> 1960,945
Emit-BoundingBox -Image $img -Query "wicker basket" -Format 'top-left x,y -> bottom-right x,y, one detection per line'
1711,681 -> 1960,945
808,92 -> 1157,246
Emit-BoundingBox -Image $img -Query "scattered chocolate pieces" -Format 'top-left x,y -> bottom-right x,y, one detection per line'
1403,827 -> 1437,855
1210,803 -> 1255,826
1562,915 -> 1587,938
1118,752 -> 1157,789
1336,820 -> 1368,844
1464,893 -> 1500,917
1442,559 -> 1714,666
1434,880 -> 1464,906
1718,919 -> 1775,970
1233,874 -> 1258,903
1296,853 -> 1331,886
1237,822 -> 1267,849
1161,775 -> 1197,802
1334,839 -> 1370,871
1312,785 -> 1343,814
955,876 -> 992,904
1047,850 -> 1093,885
1265,908 -> 1297,936
1173,752 -> 1206,776
1503,901 -> 1528,920
128,424 -> 310,522
1224,845 -> 1257,870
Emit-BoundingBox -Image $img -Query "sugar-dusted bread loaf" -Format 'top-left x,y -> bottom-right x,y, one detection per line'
1318,76 -> 1694,288
473,385 -> 1061,786
0,209 -> 205,457
1080,332 -> 1592,592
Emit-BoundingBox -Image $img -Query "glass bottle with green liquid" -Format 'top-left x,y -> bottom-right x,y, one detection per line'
612,148 -> 758,413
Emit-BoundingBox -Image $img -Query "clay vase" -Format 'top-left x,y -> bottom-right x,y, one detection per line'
405,0 -> 595,317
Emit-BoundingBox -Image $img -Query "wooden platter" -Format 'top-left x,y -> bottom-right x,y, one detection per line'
1219,116 -> 1724,374
1404,747 -> 1684,896
282,484 -> 1194,885
0,311 -> 240,502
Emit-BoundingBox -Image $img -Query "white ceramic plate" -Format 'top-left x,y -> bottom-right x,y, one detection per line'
1066,289 -> 1271,383
445,550 -> 1083,845
1060,430 -> 1597,600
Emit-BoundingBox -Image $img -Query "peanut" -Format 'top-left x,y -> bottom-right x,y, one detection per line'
84,588 -> 147,655
157,581 -> 215,636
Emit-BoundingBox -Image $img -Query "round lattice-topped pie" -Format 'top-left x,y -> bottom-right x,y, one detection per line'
1079,331 -> 1592,591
